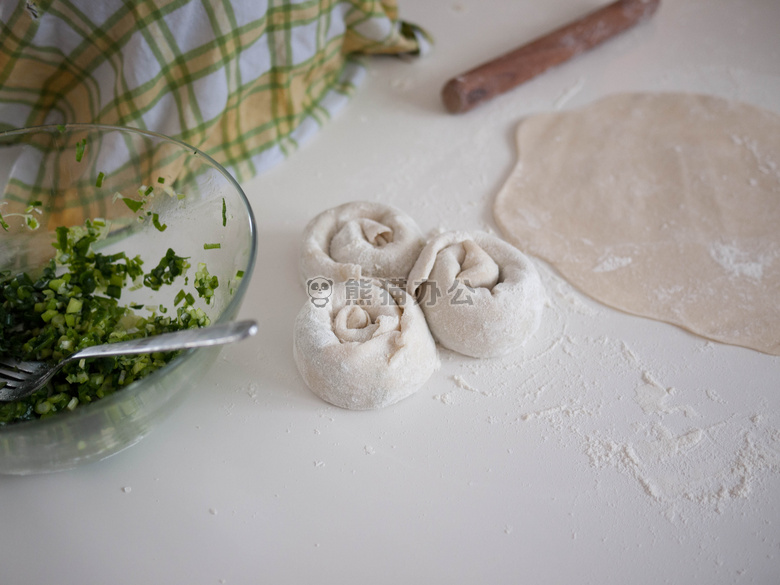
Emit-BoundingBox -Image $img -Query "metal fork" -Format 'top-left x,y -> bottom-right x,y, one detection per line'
0,319 -> 257,401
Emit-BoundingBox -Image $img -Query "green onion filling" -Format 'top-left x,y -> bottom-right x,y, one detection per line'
0,221 -> 216,425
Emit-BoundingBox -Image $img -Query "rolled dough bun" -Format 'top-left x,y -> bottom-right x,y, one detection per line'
406,231 -> 545,358
293,279 -> 438,409
299,201 -> 425,286
494,92 -> 780,356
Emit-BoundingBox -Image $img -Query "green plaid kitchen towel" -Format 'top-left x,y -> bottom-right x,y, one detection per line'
0,0 -> 427,182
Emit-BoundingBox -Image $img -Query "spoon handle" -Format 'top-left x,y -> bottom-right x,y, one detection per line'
71,320 -> 257,360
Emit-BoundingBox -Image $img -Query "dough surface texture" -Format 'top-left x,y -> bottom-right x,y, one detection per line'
494,93 -> 780,355
407,231 -> 545,358
293,279 -> 438,410
299,201 -> 424,285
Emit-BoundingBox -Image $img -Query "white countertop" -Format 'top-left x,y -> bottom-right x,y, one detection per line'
3,1 -> 780,583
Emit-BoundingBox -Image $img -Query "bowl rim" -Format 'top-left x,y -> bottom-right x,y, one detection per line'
0,123 -> 258,432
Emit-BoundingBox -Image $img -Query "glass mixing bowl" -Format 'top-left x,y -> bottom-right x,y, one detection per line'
0,124 -> 257,474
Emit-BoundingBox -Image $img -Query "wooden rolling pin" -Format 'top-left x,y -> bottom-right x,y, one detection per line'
441,0 -> 661,113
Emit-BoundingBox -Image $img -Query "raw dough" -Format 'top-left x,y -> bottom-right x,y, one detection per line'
299,201 -> 424,286
406,231 -> 545,358
494,92 -> 780,356
293,279 -> 438,409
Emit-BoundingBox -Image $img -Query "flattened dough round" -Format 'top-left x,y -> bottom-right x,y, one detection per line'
494,93 -> 780,355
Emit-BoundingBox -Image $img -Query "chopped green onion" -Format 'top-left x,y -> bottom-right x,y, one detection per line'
56,124 -> 66,133
75,138 -> 86,162
152,213 -> 167,232
221,198 -> 227,226
0,218 -> 220,426
143,248 -> 190,290
236,270 -> 244,278
96,172 -> 105,187
144,185 -> 154,196
122,198 -> 143,213
173,290 -> 196,307
65,298 -> 82,314
157,177 -> 165,184
0,201 -> 42,231
55,226 -> 68,250
203,243 -> 221,250
194,263 -> 218,304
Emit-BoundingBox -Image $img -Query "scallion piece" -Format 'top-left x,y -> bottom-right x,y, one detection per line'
55,226 -> 68,250
75,138 -> 86,162
96,172 -> 105,187
152,213 -> 167,232
0,201 -> 42,232
203,243 -> 221,250
122,198 -> 144,213
194,263 -> 218,304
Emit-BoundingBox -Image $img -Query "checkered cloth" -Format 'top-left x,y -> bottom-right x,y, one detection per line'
0,0 -> 427,182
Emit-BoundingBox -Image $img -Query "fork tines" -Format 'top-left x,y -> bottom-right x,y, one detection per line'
0,358 -> 36,389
